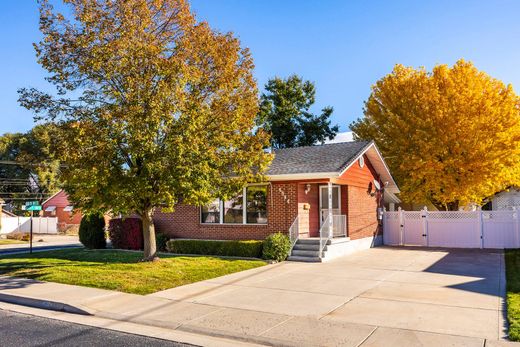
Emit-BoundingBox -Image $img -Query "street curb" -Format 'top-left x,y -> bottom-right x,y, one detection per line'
0,292 -> 94,315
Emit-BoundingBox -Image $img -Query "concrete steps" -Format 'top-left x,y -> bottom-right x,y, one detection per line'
288,237 -> 351,262
286,255 -> 321,262
291,249 -> 321,258
288,238 -> 323,262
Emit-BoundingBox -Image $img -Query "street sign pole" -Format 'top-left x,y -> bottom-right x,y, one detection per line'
30,210 -> 33,254
25,201 -> 41,254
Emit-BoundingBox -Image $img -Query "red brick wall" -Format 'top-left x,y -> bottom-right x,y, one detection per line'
346,185 -> 380,240
153,182 -> 298,240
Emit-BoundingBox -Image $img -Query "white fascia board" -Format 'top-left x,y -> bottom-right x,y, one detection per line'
267,172 -> 338,181
384,191 -> 401,204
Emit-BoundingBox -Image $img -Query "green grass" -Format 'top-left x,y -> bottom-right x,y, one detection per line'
0,248 -> 266,295
505,249 -> 520,341
0,239 -> 27,245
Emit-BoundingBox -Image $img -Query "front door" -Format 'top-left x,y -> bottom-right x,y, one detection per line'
319,185 -> 341,226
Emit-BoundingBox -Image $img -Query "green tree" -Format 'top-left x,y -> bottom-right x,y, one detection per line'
351,60 -> 520,210
257,75 -> 339,148
19,0 -> 271,260
0,124 -> 61,211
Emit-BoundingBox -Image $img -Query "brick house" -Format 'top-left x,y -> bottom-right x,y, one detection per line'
42,190 -> 82,231
154,141 -> 400,261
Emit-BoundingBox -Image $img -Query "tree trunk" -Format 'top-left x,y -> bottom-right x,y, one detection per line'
141,209 -> 158,261
431,200 -> 460,211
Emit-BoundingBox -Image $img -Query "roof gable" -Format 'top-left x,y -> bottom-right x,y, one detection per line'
42,190 -> 71,207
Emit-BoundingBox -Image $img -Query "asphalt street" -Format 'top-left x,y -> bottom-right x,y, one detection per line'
0,309 -> 196,347
0,244 -> 82,256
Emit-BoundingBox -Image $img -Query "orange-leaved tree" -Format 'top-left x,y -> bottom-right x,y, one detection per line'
19,0 -> 271,260
351,60 -> 520,210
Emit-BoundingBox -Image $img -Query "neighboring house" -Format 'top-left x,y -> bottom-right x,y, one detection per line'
42,190 -> 82,231
154,141 -> 400,260
488,188 -> 520,210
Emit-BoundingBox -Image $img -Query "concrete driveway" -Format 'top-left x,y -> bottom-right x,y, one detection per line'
150,247 -> 509,346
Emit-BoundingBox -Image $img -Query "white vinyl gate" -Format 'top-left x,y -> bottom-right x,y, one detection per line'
384,208 -> 520,249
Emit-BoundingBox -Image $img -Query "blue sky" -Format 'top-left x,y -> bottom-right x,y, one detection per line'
1,0 -> 520,134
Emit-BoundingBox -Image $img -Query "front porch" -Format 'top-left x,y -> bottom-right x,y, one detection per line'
292,181 -> 349,239
286,181 -> 350,262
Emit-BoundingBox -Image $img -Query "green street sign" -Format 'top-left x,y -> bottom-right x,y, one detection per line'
25,201 -> 39,207
26,205 -> 42,211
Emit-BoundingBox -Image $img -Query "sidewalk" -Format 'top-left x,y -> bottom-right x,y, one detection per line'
0,270 -> 517,347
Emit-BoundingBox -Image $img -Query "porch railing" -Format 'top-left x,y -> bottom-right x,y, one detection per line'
319,215 -> 347,258
332,215 -> 347,238
288,215 -> 300,251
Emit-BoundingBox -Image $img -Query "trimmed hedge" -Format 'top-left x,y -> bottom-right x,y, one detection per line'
166,239 -> 263,258
262,233 -> 291,262
79,213 -> 106,249
108,218 -> 143,250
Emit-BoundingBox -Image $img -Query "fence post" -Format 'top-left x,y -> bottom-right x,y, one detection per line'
478,210 -> 484,249
421,206 -> 429,246
514,207 -> 519,249
398,207 -> 404,246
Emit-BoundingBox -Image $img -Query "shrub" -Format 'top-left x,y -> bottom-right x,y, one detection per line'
166,239 -> 263,258
262,233 -> 291,262
108,218 -> 143,250
79,213 -> 106,249
155,232 -> 169,252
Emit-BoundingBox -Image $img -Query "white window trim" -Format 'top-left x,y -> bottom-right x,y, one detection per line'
200,185 -> 268,225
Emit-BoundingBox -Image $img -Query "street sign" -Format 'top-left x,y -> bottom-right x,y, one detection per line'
24,201 -> 41,254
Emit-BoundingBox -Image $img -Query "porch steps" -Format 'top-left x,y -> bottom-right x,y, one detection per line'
288,238 -> 324,262
287,237 -> 351,262
286,255 -> 322,262
291,249 -> 321,258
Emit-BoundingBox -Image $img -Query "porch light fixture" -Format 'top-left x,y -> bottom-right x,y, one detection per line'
305,184 -> 311,195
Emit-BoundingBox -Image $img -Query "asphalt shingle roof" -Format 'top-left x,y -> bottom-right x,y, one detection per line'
267,141 -> 372,175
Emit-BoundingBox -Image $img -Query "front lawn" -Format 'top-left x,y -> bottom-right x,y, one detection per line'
0,248 -> 266,295
0,239 -> 27,245
505,249 -> 520,341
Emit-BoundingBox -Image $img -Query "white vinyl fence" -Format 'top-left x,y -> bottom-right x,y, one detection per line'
384,208 -> 520,249
0,217 -> 58,235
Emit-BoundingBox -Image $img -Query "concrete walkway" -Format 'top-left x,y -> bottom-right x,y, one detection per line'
0,247 -> 518,346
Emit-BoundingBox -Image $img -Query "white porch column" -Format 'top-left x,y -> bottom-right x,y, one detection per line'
328,182 -> 333,238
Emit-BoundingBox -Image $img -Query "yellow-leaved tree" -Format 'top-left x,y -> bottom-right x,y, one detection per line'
351,60 -> 520,210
